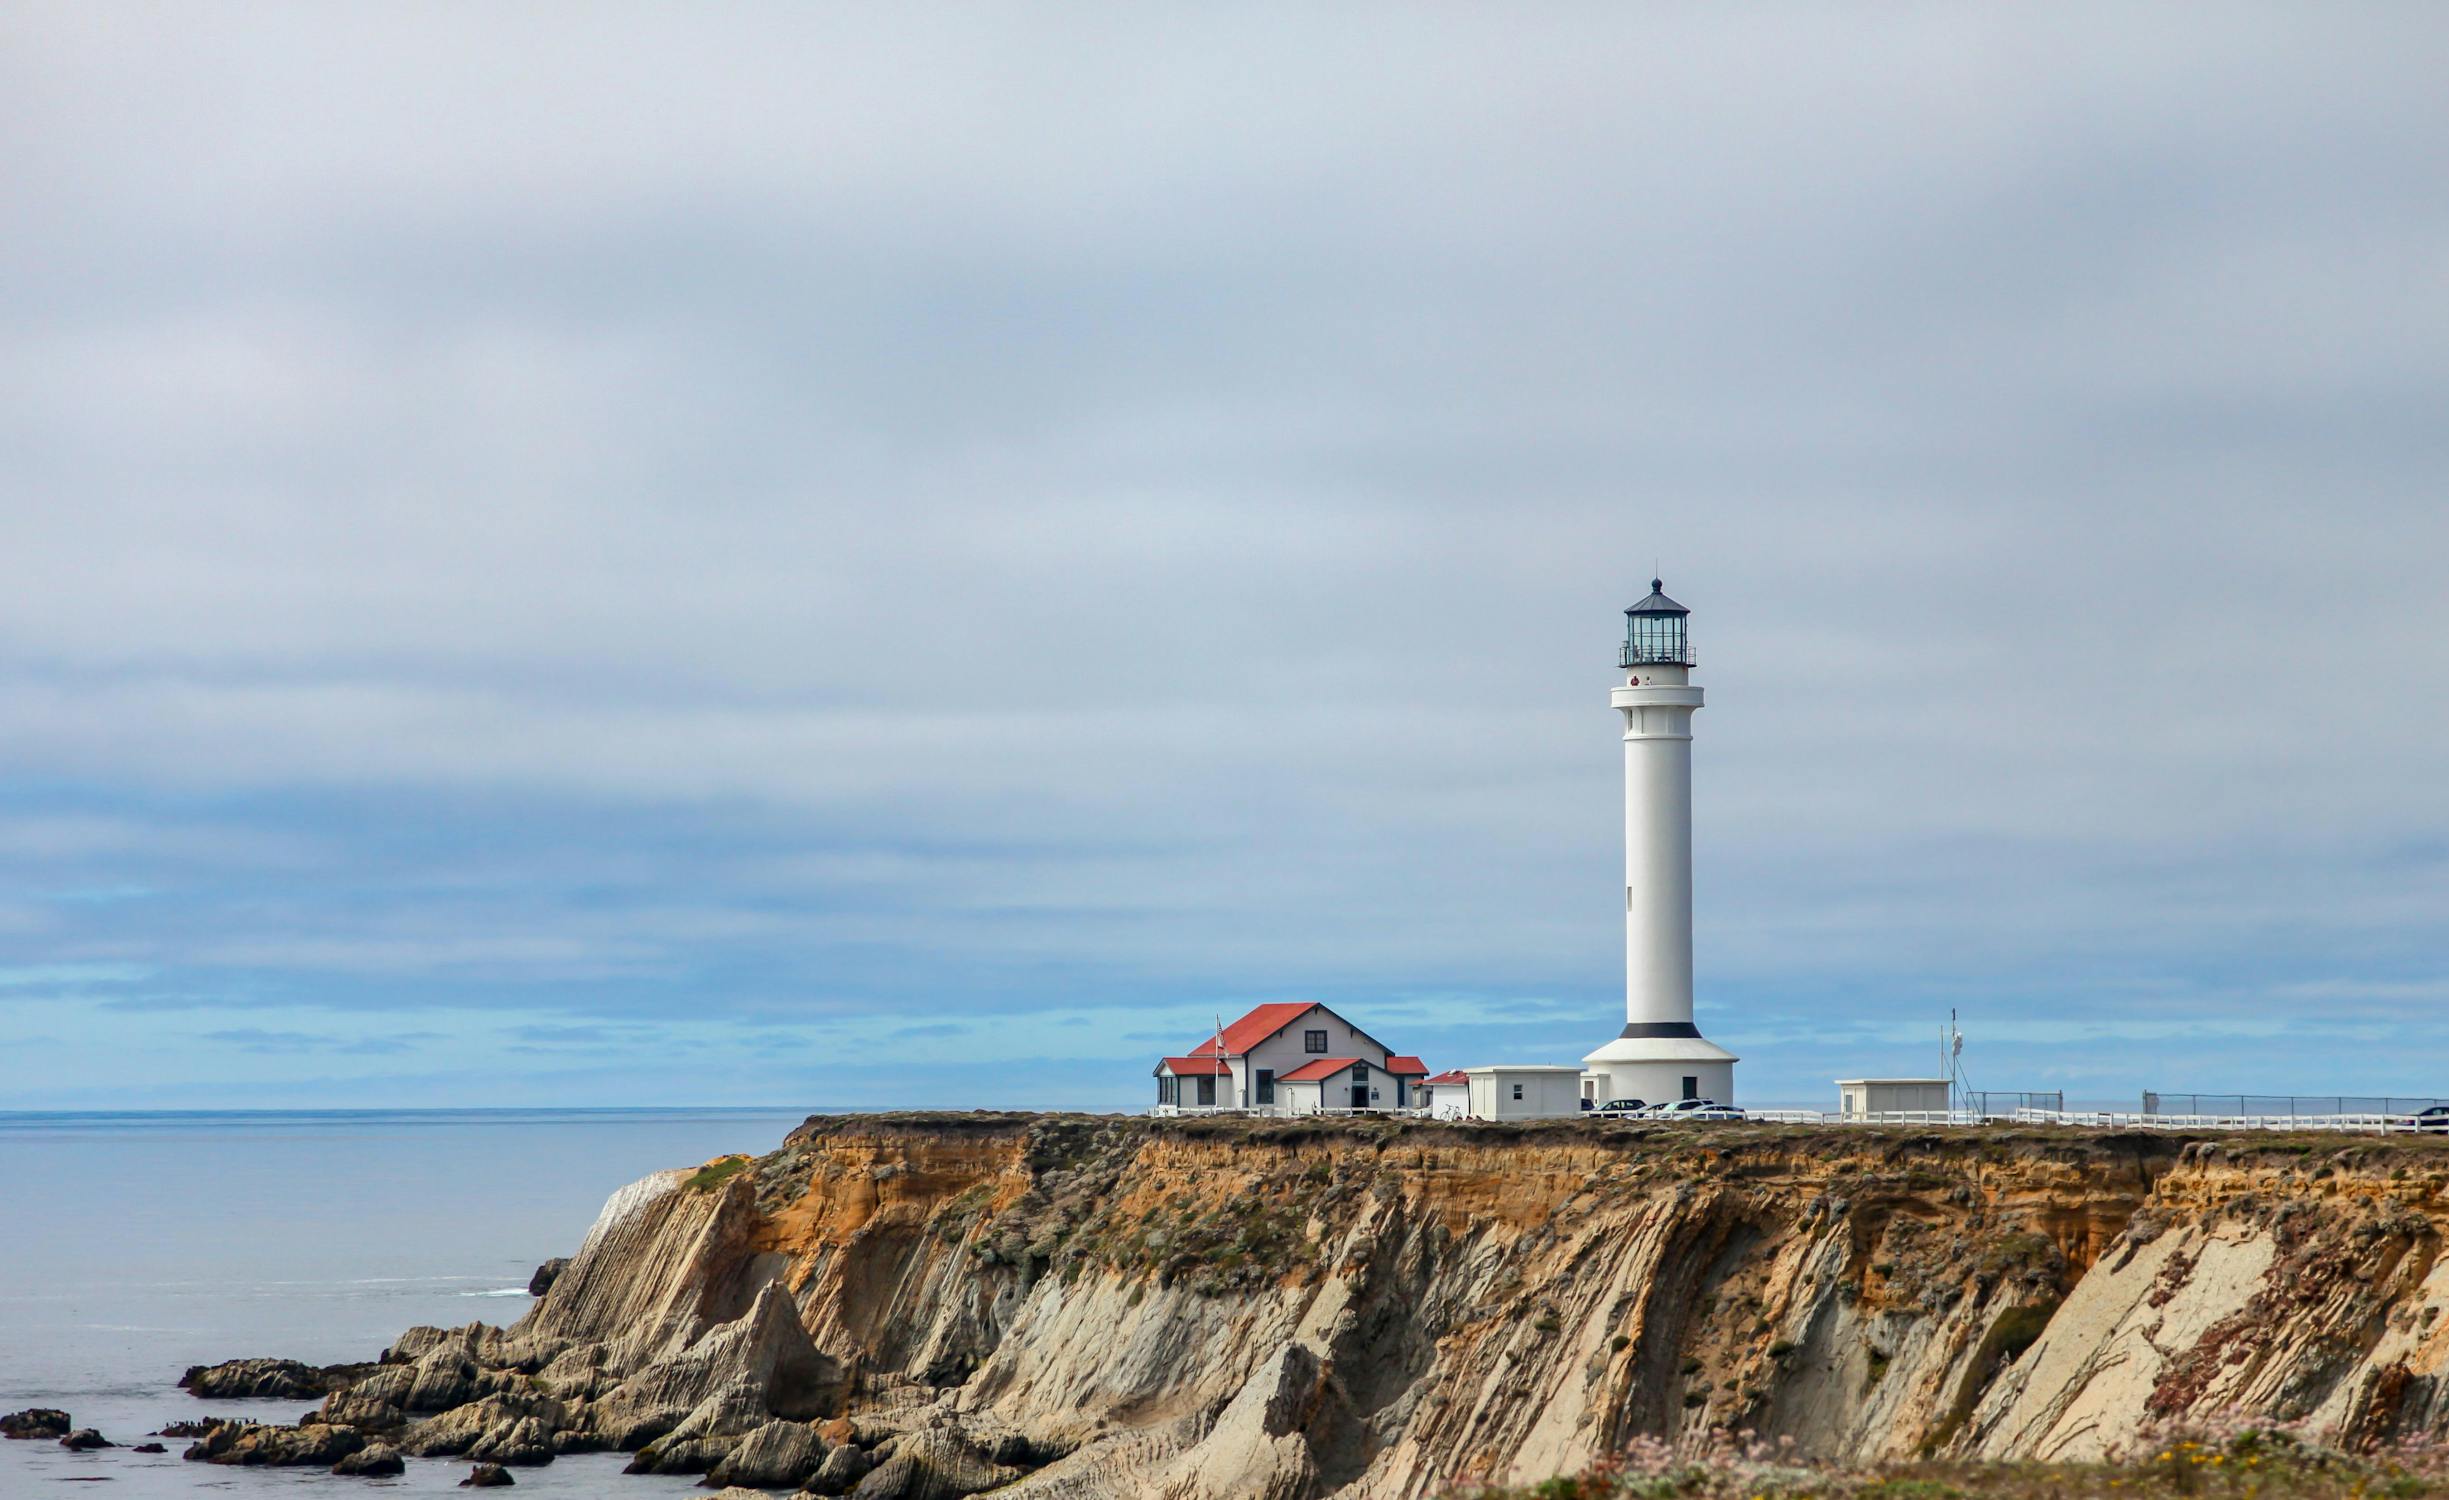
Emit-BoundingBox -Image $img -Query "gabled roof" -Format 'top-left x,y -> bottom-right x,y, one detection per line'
1278,1056 -> 1370,1084
1188,1001 -> 1404,1063
1188,1001 -> 1323,1058
1422,1069 -> 1469,1086
1154,1056 -> 1231,1077
1385,1055 -> 1428,1076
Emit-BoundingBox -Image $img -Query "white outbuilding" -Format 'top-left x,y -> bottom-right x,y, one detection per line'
1467,1066 -> 1585,1121
1836,1079 -> 1953,1118
1419,1069 -> 1471,1119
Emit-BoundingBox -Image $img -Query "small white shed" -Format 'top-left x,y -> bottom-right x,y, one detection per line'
1466,1066 -> 1585,1121
1836,1078 -> 1953,1118
1419,1070 -> 1471,1119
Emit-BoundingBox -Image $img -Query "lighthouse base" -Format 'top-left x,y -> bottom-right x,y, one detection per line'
1580,1033 -> 1739,1109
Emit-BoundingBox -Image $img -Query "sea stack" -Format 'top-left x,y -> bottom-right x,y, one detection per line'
1581,579 -> 1738,1106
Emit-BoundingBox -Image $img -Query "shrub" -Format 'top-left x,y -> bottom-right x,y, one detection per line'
683,1157 -> 750,1192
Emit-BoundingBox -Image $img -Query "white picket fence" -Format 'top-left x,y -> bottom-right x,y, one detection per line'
1149,1104 -> 2445,1133
1748,1106 -> 2440,1134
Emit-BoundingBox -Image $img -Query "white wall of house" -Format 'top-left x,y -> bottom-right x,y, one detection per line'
1592,1059 -> 1735,1111
1236,1008 -> 1391,1108
1156,1069 -> 1226,1108
1837,1079 -> 1952,1116
1466,1066 -> 1584,1121
1282,1060 -> 1399,1114
1421,1081 -> 1469,1119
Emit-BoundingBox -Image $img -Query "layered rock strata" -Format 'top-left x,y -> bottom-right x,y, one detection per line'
181,1115 -> 2449,1495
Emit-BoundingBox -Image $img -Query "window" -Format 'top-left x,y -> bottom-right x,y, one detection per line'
1255,1069 -> 1274,1104
1196,1076 -> 1215,1106
1158,1076 -> 1174,1105
1350,1062 -> 1368,1081
1511,1083 -> 1524,1100
1304,1030 -> 1328,1053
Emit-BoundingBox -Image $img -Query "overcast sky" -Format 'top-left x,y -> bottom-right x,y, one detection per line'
2,5 -> 2445,1110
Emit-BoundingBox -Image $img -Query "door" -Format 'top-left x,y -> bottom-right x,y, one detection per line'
1681,1075 -> 1699,1101
1351,1084 -> 1370,1109
1197,1076 -> 1216,1106
1255,1069 -> 1274,1105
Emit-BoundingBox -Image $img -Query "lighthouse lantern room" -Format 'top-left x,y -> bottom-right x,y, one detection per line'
1582,579 -> 1739,1108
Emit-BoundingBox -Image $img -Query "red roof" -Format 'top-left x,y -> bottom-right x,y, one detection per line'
1423,1069 -> 1468,1086
1385,1055 -> 1428,1076
1156,1056 -> 1231,1077
1187,1002 -> 1322,1058
1278,1056 -> 1368,1084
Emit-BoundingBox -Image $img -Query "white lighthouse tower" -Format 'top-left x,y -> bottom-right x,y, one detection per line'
1582,580 -> 1739,1107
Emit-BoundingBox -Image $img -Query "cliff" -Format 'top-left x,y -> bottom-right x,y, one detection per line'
226,1115 -> 2449,1496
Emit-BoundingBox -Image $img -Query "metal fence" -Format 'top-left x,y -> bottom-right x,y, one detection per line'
1964,1090 -> 2063,1117
2143,1093 -> 2448,1118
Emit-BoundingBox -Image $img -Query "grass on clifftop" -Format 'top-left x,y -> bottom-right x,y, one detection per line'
683,1155 -> 750,1192
1447,1420 -> 2449,1500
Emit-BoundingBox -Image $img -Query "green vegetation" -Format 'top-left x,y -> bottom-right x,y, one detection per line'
682,1156 -> 750,1192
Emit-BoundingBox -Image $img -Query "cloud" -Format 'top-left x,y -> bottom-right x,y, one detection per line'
200,1027 -> 447,1056
0,5 -> 2445,1106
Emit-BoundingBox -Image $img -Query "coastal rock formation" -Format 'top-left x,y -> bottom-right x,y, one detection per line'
705,1417 -> 826,1488
1,1408 -> 70,1440
183,1419 -> 367,1466
331,1442 -> 404,1475
193,1114 -> 2449,1497
180,1356 -> 372,1400
461,1460 -> 515,1486
528,1257 -> 570,1297
59,1428 -> 112,1450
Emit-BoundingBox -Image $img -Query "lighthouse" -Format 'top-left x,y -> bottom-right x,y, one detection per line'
1581,580 -> 1739,1107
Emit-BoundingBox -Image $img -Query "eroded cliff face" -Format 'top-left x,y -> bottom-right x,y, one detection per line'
322,1116 -> 2449,1498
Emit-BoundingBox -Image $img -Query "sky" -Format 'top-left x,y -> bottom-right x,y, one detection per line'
2,4 -> 2446,1111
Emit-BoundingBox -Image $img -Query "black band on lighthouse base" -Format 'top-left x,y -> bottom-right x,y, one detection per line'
1616,1021 -> 1702,1039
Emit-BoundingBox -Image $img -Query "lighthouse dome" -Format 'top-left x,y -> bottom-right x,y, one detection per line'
1621,579 -> 1693,667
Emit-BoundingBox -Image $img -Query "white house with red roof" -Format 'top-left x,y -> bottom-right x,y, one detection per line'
1153,1001 -> 1428,1114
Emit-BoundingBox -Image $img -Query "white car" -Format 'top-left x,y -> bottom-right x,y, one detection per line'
1638,1099 -> 1746,1121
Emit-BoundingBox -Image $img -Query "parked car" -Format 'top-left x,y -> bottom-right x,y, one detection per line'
2400,1105 -> 2449,1133
1638,1099 -> 1746,1121
1590,1098 -> 1647,1116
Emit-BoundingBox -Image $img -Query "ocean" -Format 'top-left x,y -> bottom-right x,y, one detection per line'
0,1107 -> 820,1495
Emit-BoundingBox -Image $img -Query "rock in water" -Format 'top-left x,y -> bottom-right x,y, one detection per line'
399,1393 -> 564,1458
182,1421 -> 367,1467
154,1419 -> 226,1437
59,1429 -> 113,1450
466,1414 -> 555,1466
131,1442 -> 168,1454
461,1461 -> 515,1487
332,1443 -> 406,1476
180,1357 -> 370,1400
527,1257 -> 570,1297
1,1409 -> 71,1440
706,1418 -> 824,1488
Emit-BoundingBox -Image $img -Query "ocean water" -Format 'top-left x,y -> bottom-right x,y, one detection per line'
0,1107 -> 819,1495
